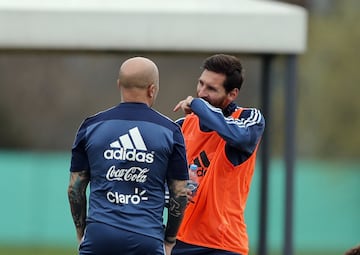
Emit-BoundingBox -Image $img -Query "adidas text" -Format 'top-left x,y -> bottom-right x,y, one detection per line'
104,148 -> 154,163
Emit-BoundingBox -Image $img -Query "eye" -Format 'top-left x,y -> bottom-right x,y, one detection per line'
208,85 -> 217,92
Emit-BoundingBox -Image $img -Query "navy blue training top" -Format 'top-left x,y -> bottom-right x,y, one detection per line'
70,102 -> 189,241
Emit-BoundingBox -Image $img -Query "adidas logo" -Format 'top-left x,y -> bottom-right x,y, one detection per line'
193,150 -> 210,177
104,127 -> 154,163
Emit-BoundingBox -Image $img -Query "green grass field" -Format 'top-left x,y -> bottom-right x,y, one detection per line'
0,245 -> 76,255
0,245 -> 342,255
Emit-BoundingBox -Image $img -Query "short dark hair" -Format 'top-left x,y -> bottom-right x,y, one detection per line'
202,54 -> 244,93
344,245 -> 360,255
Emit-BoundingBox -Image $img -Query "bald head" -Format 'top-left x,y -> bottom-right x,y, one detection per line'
118,57 -> 159,90
117,57 -> 159,106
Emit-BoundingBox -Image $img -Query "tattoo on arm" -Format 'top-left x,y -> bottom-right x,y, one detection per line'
67,170 -> 90,240
165,179 -> 188,241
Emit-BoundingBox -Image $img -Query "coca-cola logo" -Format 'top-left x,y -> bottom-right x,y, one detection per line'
106,165 -> 149,183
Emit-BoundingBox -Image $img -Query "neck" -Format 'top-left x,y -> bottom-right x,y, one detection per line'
121,95 -> 152,107
122,99 -> 150,106
222,102 -> 237,117
120,87 -> 153,107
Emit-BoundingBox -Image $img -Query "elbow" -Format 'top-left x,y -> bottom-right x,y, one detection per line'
169,180 -> 187,196
67,184 -> 75,200
67,184 -> 80,201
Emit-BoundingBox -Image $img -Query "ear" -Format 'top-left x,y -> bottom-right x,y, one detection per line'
227,88 -> 239,101
117,79 -> 121,89
147,84 -> 156,98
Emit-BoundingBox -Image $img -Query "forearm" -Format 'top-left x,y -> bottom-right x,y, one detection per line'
191,98 -> 264,151
191,98 -> 237,136
67,171 -> 89,242
165,179 -> 188,243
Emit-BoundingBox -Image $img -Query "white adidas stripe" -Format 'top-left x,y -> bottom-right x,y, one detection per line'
129,127 -> 147,150
119,134 -> 134,149
226,108 -> 262,128
200,98 -> 262,128
110,127 -> 147,150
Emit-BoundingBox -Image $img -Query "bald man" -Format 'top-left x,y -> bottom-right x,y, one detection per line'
68,57 -> 189,255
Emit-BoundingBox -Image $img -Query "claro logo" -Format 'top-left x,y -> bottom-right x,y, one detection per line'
104,127 -> 154,163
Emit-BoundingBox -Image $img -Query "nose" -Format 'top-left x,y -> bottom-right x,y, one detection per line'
197,85 -> 207,98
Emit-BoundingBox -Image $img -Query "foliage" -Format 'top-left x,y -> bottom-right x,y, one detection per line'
293,1 -> 360,158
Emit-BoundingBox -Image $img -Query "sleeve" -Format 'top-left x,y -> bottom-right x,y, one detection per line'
166,126 -> 189,181
190,98 -> 265,155
70,121 -> 90,172
174,117 -> 185,127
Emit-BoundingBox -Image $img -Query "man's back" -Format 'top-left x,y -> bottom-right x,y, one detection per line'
71,102 -> 188,240
68,57 -> 189,255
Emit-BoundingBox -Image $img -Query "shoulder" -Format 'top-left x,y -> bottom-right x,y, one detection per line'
175,117 -> 185,127
149,108 -> 183,132
80,106 -> 116,128
237,107 -> 265,125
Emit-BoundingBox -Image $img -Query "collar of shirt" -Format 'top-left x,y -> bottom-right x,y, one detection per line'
222,102 -> 237,117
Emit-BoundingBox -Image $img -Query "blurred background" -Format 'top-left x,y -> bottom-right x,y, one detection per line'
0,0 -> 359,255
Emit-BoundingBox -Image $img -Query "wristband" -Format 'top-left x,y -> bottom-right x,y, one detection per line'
164,236 -> 176,244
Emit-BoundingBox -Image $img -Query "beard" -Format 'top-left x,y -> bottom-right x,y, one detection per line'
198,96 -> 228,110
